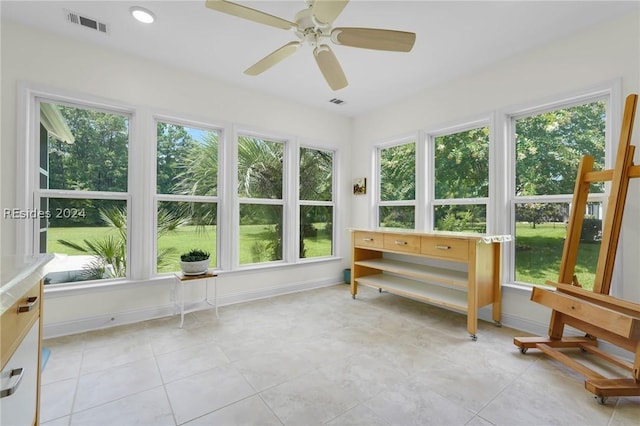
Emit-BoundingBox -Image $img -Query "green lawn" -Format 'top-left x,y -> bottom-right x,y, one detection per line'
47,224 -> 332,273
515,222 -> 599,290
47,222 -> 599,288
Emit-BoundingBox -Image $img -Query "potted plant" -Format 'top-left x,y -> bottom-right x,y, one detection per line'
179,249 -> 211,275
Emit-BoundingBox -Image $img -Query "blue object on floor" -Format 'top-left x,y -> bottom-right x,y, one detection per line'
41,347 -> 51,371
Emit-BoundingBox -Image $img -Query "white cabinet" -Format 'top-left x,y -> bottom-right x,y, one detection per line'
351,229 -> 507,339
1,320 -> 40,426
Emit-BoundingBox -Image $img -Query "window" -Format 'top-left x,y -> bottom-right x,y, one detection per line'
512,99 -> 607,289
432,125 -> 489,233
299,147 -> 335,258
37,101 -> 130,285
155,120 -> 220,273
377,141 -> 416,228
237,135 -> 285,265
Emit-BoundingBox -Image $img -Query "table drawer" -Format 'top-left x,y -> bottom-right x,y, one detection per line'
421,236 -> 469,262
1,282 -> 40,369
383,233 -> 421,254
353,231 -> 383,249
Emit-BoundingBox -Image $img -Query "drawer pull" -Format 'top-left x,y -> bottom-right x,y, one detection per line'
362,238 -> 374,242
17,296 -> 39,313
395,240 -> 408,246
0,368 -> 24,398
435,245 -> 451,250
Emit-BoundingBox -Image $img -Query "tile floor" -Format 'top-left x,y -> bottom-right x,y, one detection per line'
40,284 -> 640,425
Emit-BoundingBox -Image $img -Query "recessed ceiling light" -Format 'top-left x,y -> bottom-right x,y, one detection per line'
130,6 -> 155,24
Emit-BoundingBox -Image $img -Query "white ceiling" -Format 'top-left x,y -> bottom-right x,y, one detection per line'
2,1 -> 638,116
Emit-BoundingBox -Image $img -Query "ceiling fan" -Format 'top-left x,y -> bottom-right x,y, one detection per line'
205,0 -> 416,91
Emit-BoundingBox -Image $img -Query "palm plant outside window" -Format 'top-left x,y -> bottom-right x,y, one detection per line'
37,101 -> 130,284
237,136 -> 285,265
299,147 -> 334,258
156,121 -> 219,273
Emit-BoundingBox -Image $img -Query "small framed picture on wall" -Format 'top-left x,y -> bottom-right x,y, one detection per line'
353,177 -> 366,195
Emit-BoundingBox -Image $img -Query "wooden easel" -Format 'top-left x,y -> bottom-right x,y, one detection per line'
514,94 -> 640,403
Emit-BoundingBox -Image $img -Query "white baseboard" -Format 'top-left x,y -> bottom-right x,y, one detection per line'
43,278 -> 339,339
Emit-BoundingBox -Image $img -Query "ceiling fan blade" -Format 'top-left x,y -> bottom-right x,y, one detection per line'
205,0 -> 296,30
313,44 -> 348,91
312,0 -> 349,25
244,41 -> 301,76
331,27 -> 416,52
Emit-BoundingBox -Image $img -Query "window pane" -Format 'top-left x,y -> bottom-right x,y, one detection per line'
42,198 -> 127,284
41,102 -> 129,192
300,206 -> 333,258
300,147 -> 333,201
238,136 -> 283,199
514,202 -> 601,290
157,122 -> 219,196
515,101 -> 606,196
379,206 -> 415,229
434,127 -> 489,199
239,204 -> 283,264
434,204 -> 486,233
380,143 -> 415,201
157,201 -> 217,273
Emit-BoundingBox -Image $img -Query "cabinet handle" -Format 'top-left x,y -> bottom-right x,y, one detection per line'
17,296 -> 39,313
435,245 -> 451,250
362,238 -> 374,242
395,240 -> 408,245
0,368 -> 24,398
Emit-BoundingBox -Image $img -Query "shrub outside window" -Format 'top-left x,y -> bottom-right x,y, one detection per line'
299,147 -> 334,259
432,126 -> 489,233
512,100 -> 607,289
38,101 -> 130,285
378,142 -> 416,229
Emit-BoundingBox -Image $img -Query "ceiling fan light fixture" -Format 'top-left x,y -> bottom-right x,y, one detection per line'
130,6 -> 155,24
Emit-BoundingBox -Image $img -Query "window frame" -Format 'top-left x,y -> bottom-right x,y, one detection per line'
23,89 -> 135,286
427,118 -> 491,233
374,136 -> 418,229
234,129 -> 289,268
505,85 -> 619,288
153,115 -> 224,275
297,143 -> 337,260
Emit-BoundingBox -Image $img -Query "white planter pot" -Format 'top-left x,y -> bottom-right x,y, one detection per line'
180,258 -> 210,275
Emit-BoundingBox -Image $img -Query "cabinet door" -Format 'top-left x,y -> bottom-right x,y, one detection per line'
1,320 -> 39,426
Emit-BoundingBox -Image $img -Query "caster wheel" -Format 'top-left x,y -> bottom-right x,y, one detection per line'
378,288 -> 382,293
494,321 -> 502,328
352,294 -> 356,300
470,334 -> 477,341
595,396 -> 607,405
520,347 -> 528,354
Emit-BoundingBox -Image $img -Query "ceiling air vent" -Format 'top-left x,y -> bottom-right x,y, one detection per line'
65,10 -> 108,34
329,98 -> 345,105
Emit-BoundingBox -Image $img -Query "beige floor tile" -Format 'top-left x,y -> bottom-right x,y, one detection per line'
41,350 -> 82,385
324,404 -> 390,426
260,370 -> 359,425
73,357 -> 163,412
164,364 -> 255,424
40,378 -> 77,423
156,340 -> 230,384
38,285 -> 640,426
363,376 -> 477,425
69,387 -> 174,426
183,395 -> 281,425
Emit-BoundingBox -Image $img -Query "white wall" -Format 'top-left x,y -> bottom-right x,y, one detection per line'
351,12 -> 640,333
1,21 -> 353,336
